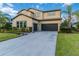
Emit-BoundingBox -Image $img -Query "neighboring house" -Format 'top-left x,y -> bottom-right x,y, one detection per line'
12,8 -> 61,32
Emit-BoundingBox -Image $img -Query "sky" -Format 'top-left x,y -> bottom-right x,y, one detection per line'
0,3 -> 79,19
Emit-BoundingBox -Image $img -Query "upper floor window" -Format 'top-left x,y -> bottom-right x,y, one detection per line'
31,14 -> 34,17
33,14 -> 36,18
48,12 -> 55,16
36,12 -> 40,17
33,12 -> 40,18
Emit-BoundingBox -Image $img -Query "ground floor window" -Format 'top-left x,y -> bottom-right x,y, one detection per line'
16,21 -> 27,28
17,21 -> 19,28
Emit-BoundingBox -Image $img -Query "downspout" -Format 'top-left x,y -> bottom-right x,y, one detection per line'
32,18 -> 34,32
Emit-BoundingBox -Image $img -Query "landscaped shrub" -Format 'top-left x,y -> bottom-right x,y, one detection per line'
15,30 -> 22,34
60,20 -> 72,33
71,22 -> 79,32
0,26 -> 3,32
75,22 -> 79,32
0,26 -> 6,32
9,27 -> 21,34
21,28 -> 27,32
4,23 -> 12,30
71,26 -> 77,31
60,27 -> 72,33
28,27 -> 32,32
20,27 -> 32,32
12,27 -> 17,30
10,27 -> 32,35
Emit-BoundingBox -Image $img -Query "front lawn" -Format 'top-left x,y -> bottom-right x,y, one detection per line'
0,33 -> 18,42
56,33 -> 79,56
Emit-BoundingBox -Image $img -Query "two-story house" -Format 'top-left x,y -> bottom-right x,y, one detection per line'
12,8 -> 61,32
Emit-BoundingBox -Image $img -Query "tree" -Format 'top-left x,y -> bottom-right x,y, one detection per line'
60,20 -> 69,32
61,20 -> 68,28
63,4 -> 73,32
73,11 -> 79,20
4,23 -> 12,30
0,11 -> 9,29
63,5 -> 72,28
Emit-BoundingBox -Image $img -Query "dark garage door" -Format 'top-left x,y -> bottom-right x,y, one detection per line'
33,23 -> 37,31
41,24 -> 58,31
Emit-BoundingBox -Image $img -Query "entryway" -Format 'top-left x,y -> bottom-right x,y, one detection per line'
33,23 -> 38,31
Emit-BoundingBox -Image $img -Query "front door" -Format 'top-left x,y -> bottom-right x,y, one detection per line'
33,23 -> 37,31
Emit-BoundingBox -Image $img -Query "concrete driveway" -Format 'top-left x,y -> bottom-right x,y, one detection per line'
0,31 -> 58,56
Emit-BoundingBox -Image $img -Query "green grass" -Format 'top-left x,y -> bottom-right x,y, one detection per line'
0,33 -> 18,42
56,33 -> 79,56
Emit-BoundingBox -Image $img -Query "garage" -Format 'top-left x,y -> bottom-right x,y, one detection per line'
41,24 -> 58,31
33,23 -> 38,31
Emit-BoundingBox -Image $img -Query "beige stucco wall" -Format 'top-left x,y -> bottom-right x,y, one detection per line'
33,20 -> 38,24
43,11 -> 61,19
28,9 -> 61,21
40,20 -> 61,24
28,9 -> 43,20
18,10 -> 33,17
12,15 -> 33,27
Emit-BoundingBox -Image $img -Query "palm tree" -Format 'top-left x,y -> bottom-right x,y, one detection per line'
64,5 -> 72,28
62,4 -> 79,32
0,11 -> 9,31
63,5 -> 72,32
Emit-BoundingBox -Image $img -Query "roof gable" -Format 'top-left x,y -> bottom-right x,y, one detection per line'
12,14 -> 38,21
27,8 -> 61,12
17,8 -> 61,15
17,9 -> 34,14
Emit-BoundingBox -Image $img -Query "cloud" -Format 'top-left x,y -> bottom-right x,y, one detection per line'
1,6 -> 18,17
64,3 -> 72,6
62,3 -> 72,7
6,3 -> 14,7
0,3 -> 4,8
36,5 -> 40,9
35,4 -> 44,10
31,3 -> 44,10
0,3 -> 18,18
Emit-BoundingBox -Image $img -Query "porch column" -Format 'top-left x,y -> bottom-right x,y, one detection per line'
58,23 -> 61,32
38,22 -> 41,31
32,21 -> 34,32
